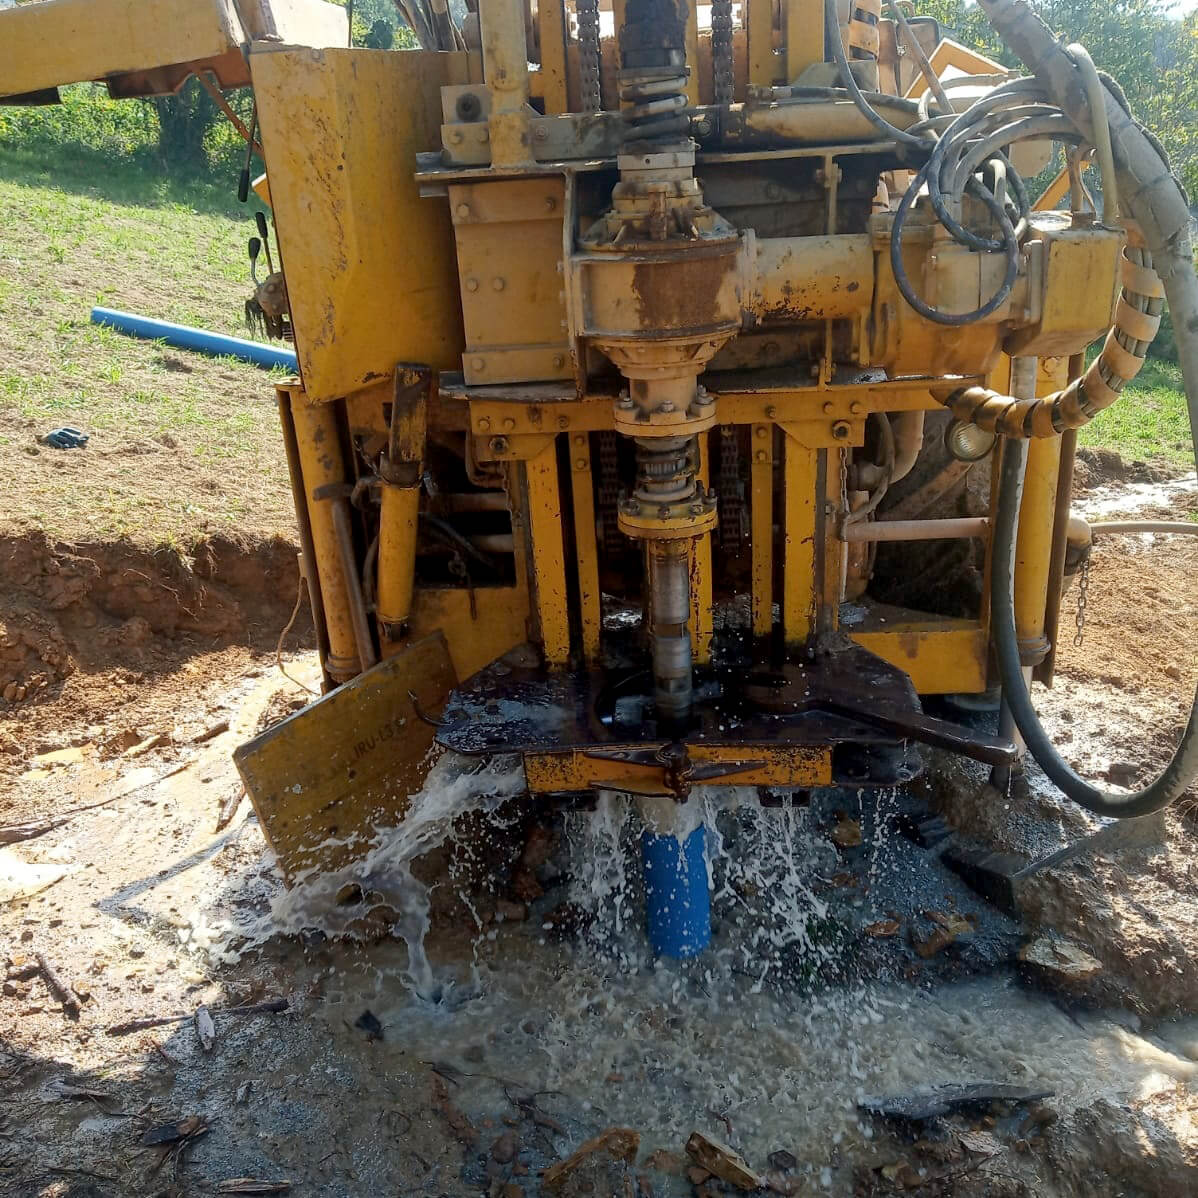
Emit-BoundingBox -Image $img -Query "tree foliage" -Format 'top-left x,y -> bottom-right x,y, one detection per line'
914,0 -> 1198,197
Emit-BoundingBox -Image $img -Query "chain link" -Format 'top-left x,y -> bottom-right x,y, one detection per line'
1073,551 -> 1091,648
711,0 -> 735,106
577,0 -> 602,114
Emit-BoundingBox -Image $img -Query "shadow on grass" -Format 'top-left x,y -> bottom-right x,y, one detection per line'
0,142 -> 249,218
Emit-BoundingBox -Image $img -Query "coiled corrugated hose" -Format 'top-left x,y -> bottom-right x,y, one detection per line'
831,0 -> 1198,812
978,0 -> 1198,815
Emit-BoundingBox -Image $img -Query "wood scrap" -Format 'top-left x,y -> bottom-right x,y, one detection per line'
52,1082 -> 113,1102
141,1114 -> 209,1147
216,785 -> 247,832
685,1131 -> 763,1191
194,720 -> 231,744
35,952 -> 80,1020
542,1128 -> 640,1194
0,820 -> 62,845
217,1182 -> 291,1194
108,997 -> 288,1036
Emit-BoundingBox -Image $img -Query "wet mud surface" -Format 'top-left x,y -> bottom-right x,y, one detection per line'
0,471 -> 1195,1197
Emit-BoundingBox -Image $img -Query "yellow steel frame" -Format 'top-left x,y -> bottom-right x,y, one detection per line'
538,0 -> 570,113
523,439 -> 572,664
782,436 -> 820,644
524,743 -> 833,795
747,0 -> 778,86
251,47 -> 466,403
458,376 -> 993,691
750,423 -> 774,638
786,0 -> 825,83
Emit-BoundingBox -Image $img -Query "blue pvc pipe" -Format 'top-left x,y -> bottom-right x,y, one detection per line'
91,307 -> 298,371
641,824 -> 711,958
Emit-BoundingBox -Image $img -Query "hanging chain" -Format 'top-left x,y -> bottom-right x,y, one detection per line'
1073,551 -> 1091,648
577,0 -> 602,113
711,0 -> 735,106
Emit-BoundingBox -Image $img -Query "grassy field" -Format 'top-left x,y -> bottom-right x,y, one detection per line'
0,145 -> 294,548
0,144 -> 1192,550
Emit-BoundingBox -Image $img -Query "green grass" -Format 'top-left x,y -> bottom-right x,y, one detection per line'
0,145 -> 295,546
0,137 -> 1191,547
1078,355 -> 1194,469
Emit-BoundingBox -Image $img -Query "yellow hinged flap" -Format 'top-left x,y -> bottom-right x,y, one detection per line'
250,46 -> 466,403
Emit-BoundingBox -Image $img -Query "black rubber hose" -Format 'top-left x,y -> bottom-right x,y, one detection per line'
890,158 -> 1019,326
991,438 -> 1198,817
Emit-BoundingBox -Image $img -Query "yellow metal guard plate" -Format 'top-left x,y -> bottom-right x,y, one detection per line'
250,46 -> 466,402
235,632 -> 456,884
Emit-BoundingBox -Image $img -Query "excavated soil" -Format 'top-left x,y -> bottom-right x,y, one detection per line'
0,530 -> 308,778
0,459 -> 1195,1198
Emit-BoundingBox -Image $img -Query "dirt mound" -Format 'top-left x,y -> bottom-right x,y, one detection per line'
1073,446 -> 1181,491
0,530 -> 306,721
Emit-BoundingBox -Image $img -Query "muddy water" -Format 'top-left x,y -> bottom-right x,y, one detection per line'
202,759 -> 1197,1190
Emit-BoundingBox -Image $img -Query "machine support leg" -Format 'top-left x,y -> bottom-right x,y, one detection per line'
995,355 -> 1048,789
783,435 -> 819,645
289,393 -> 360,683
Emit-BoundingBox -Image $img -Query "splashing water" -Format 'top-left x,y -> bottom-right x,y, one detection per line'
263,750 -> 525,998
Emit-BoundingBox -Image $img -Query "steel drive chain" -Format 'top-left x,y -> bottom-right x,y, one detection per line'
711,0 -> 734,106
577,0 -> 602,113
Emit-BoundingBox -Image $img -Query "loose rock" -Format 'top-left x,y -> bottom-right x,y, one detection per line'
685,1131 -> 764,1191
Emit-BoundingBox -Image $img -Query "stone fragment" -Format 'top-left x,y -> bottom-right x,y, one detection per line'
685,1131 -> 764,1191
1018,935 -> 1103,987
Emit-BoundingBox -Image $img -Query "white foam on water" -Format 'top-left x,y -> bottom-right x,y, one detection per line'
194,748 -> 1195,1180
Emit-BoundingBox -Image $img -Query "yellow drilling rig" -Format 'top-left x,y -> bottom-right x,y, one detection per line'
3,0 -> 1195,955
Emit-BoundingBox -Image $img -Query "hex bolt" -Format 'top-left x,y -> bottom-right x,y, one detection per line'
576,459 -> 588,471
545,196 -> 557,211
490,436 -> 508,453
455,203 -> 471,218
472,357 -> 486,372
502,417 -> 516,431
478,416 -> 492,432
492,277 -> 506,291
755,426 -> 767,439
822,401 -> 834,415
558,416 -> 569,430
756,449 -> 767,463
765,406 -> 777,419
534,126 -> 549,142
574,434 -> 586,447
659,506 -> 671,519
659,401 -> 676,413
465,277 -> 479,292
552,354 -> 565,368
850,401 -> 865,415
832,421 -> 851,440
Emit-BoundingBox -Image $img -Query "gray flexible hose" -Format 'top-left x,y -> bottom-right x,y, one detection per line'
992,441 -> 1198,816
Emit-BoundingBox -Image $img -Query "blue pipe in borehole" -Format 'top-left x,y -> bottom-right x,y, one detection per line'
91,307 -> 298,371
640,798 -> 711,958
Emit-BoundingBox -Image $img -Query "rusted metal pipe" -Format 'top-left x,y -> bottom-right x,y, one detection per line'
1037,419 -> 1078,686
839,516 -> 989,542
329,498 -> 378,675
750,234 -> 875,321
276,389 -> 332,691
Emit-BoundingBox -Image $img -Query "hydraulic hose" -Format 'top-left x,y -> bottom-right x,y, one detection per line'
992,440 -> 1198,816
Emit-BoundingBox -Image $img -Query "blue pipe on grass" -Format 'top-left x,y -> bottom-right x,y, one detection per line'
641,823 -> 711,958
91,307 -> 298,371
